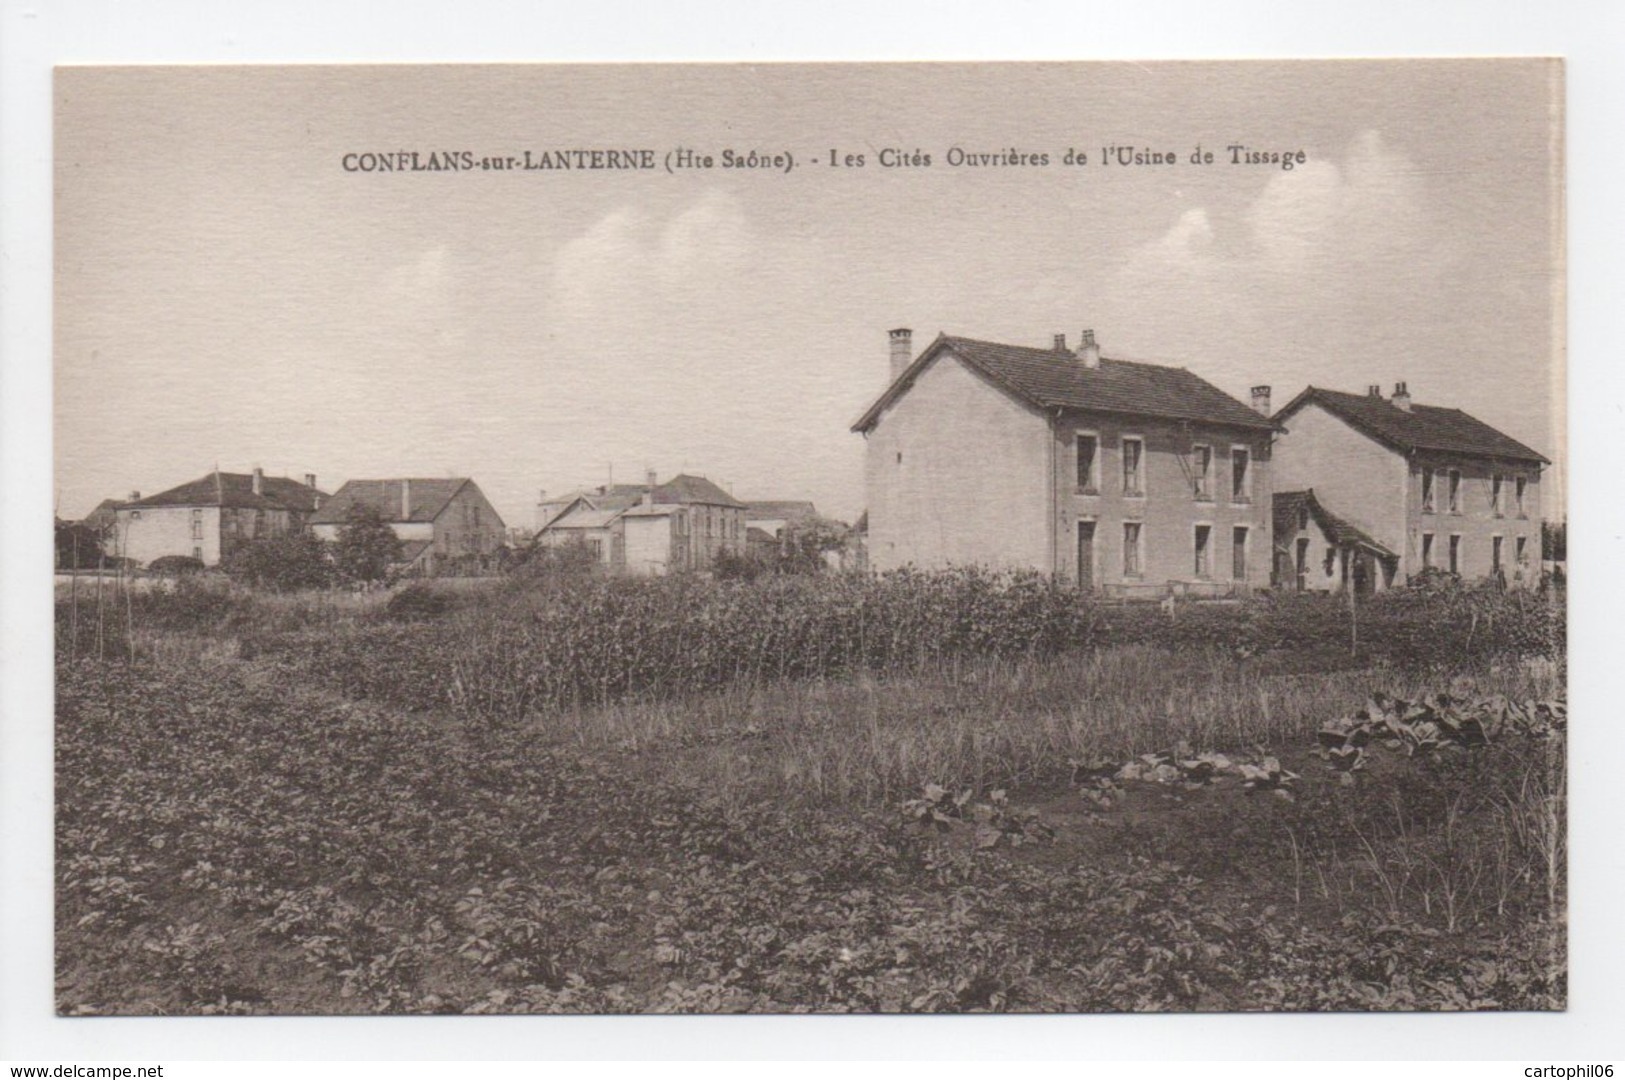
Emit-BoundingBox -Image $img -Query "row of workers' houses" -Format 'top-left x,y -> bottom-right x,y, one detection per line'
94,471 -> 508,577
853,327 -> 1548,595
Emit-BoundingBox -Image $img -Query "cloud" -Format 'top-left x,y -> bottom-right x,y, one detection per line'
1104,130 -> 1451,386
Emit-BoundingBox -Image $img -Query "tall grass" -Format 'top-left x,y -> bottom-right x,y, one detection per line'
543,645 -> 1564,808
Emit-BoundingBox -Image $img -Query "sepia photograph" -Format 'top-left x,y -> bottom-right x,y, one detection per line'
48,59 -> 1566,1018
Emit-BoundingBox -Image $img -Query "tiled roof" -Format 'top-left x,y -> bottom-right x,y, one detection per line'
309,478 -> 471,525
651,473 -> 746,508
396,540 -> 434,565
853,333 -> 1277,433
547,508 -> 624,529
127,471 -> 327,513
1273,489 -> 1395,559
1276,387 -> 1547,464
83,499 -> 125,529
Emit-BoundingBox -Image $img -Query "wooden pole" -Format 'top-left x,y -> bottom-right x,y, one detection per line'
70,532 -> 80,660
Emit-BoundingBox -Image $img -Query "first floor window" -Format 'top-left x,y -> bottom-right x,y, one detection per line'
1122,438 -> 1144,496
1076,434 -> 1099,492
1491,474 -> 1504,517
1515,475 -> 1528,516
191,508 -> 203,539
1123,522 -> 1142,575
1421,532 -> 1435,569
1421,469 -> 1435,512
1231,447 -> 1251,502
1295,537 -> 1310,585
1193,525 -> 1211,577
1192,445 -> 1212,500
1448,469 -> 1462,514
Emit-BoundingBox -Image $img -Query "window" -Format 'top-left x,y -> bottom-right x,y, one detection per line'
1122,522 -> 1143,576
1075,433 -> 1099,492
1421,532 -> 1435,569
191,508 -> 203,540
1492,535 -> 1504,575
1232,526 -> 1249,581
1230,447 -> 1251,503
1421,469 -> 1435,513
1449,534 -> 1462,575
192,546 -> 202,562
1491,474 -> 1504,518
1298,505 -> 1309,532
1448,469 -> 1461,514
1193,524 -> 1211,578
1295,537 -> 1310,587
1515,475 -> 1528,517
1516,535 -> 1528,566
1121,437 -> 1144,496
1192,444 -> 1212,500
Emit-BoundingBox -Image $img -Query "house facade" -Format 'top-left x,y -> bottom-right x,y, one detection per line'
1272,385 -> 1546,587
533,473 -> 747,575
1272,489 -> 1398,595
853,329 -> 1278,596
309,478 -> 506,575
112,468 -> 327,568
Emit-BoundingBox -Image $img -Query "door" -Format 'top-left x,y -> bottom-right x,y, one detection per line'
1077,521 -> 1095,591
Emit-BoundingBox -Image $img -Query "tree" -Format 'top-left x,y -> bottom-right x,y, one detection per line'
55,518 -> 109,570
780,515 -> 850,574
334,504 -> 403,584
221,531 -> 333,591
1541,520 -> 1566,563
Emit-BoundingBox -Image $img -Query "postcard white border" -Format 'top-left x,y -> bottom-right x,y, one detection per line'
4,0 -> 1622,1063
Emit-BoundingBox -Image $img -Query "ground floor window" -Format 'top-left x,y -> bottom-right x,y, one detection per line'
1232,526 -> 1248,581
1193,524 -> 1211,578
1492,535 -> 1504,575
1421,532 -> 1434,569
1449,534 -> 1462,575
1122,522 -> 1142,576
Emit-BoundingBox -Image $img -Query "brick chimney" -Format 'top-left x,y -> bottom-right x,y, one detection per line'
252,466 -> 264,495
1053,333 -> 1068,353
1079,329 -> 1100,369
127,490 -> 140,501
1250,385 -> 1272,416
1392,381 -> 1412,412
646,468 -> 658,488
304,472 -> 316,491
888,328 -> 913,380
1367,384 -> 1382,397
401,479 -> 412,520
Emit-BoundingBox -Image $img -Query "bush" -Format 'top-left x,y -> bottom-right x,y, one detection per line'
147,555 -> 205,577
385,582 -> 452,621
221,532 -> 333,592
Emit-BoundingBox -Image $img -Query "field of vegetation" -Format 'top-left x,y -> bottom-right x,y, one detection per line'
56,567 -> 1566,1013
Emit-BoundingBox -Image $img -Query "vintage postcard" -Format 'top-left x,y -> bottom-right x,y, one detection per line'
53,60 -> 1565,1015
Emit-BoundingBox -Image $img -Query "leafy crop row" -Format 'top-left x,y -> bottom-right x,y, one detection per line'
177,569 -> 1562,721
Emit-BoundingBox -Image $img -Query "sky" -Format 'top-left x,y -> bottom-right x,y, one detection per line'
54,60 -> 1564,527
